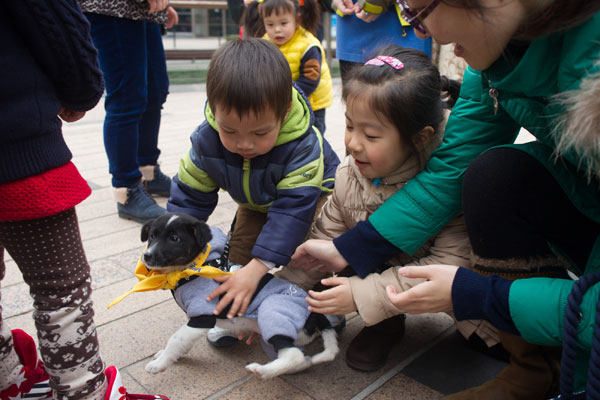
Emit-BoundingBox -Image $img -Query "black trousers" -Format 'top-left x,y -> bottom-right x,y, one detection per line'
462,147 -> 600,276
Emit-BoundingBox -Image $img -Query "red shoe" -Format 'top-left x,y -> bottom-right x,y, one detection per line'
0,329 -> 52,400
104,366 -> 169,400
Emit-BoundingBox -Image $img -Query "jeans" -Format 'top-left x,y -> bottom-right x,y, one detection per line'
313,109 -> 326,136
85,13 -> 169,188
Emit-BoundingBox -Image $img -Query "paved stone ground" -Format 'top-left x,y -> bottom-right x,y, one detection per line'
3,79 -> 510,399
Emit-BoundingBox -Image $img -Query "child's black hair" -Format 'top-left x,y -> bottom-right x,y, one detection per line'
342,45 -> 461,167
206,38 -> 292,121
242,0 -> 321,37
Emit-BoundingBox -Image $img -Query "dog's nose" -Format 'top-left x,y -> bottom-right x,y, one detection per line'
143,251 -> 154,265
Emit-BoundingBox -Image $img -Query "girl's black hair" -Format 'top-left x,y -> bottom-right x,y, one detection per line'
342,45 -> 460,167
242,0 -> 321,37
206,38 -> 292,121
444,0 -> 600,40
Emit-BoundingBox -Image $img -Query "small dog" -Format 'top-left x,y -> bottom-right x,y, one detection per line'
135,213 -> 338,379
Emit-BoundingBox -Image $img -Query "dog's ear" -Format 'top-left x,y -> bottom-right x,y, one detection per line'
194,222 -> 213,248
141,219 -> 155,242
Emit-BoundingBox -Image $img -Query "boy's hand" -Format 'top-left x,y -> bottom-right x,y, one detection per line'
291,239 -> 349,273
206,258 -> 269,318
306,277 -> 356,315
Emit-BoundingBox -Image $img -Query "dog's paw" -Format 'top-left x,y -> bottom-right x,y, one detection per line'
245,363 -> 270,379
145,358 -> 168,374
153,349 -> 165,360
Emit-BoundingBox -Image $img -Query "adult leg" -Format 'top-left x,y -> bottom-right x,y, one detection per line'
85,13 -> 165,222
449,147 -> 600,400
0,209 -> 105,400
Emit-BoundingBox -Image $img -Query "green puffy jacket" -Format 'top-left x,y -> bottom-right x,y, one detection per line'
369,12 -> 600,372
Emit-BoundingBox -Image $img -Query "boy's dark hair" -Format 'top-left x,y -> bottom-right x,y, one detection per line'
444,0 -> 600,40
206,38 -> 292,121
342,45 -> 460,167
260,0 -> 321,35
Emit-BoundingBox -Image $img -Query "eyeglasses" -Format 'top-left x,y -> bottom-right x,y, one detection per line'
396,0 -> 441,35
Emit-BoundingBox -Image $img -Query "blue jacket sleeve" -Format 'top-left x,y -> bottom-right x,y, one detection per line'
295,46 -> 322,98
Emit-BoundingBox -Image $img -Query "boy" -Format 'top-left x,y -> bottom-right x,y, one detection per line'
167,38 -> 339,324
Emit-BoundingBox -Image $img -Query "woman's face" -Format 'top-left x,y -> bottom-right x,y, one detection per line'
409,0 -> 529,70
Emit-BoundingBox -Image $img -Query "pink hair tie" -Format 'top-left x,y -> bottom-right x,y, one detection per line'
364,56 -> 404,70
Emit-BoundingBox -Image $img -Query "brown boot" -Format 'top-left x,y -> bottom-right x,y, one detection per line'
444,331 -> 561,400
345,314 -> 406,372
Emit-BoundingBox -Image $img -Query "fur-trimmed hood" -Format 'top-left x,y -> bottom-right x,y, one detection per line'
553,67 -> 600,182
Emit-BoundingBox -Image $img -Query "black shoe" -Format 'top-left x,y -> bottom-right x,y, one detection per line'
345,314 -> 406,372
117,181 -> 166,223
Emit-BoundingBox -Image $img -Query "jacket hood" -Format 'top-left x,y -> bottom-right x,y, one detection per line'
552,67 -> 600,183
204,86 -> 312,147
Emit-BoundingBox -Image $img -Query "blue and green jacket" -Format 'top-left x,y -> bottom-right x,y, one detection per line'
168,87 -> 340,266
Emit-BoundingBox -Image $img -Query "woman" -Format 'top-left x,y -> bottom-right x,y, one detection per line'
292,0 -> 600,398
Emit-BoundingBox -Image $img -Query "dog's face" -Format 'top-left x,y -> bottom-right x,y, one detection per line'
141,213 -> 212,273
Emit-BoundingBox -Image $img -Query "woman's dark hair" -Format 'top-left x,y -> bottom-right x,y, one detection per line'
242,0 -> 321,37
444,0 -> 600,40
206,38 -> 292,121
260,0 -> 321,35
342,45 -> 460,167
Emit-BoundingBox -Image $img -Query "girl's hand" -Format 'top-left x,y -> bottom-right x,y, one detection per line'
147,0 -> 169,14
306,277 -> 356,315
206,259 -> 268,318
59,108 -> 85,123
291,240 -> 349,273
385,265 -> 459,314
166,6 -> 179,29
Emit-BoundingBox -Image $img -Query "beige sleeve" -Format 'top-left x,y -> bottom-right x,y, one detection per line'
405,215 -> 473,268
309,166 -> 350,240
349,267 -> 425,326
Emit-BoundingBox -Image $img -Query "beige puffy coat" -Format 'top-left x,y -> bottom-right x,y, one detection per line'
308,154 -> 499,346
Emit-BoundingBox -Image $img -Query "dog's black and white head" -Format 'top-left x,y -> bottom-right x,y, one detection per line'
141,213 -> 212,273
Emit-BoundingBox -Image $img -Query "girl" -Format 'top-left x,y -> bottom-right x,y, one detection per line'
293,1 -> 600,398
291,45 -> 499,373
246,0 -> 333,135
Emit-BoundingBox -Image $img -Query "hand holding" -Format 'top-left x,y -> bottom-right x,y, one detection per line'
306,276 -> 356,315
147,0 -> 169,14
355,8 -> 380,22
166,6 -> 179,29
206,259 -> 269,318
58,108 -> 86,123
385,265 -> 459,314
332,0 -> 355,15
291,240 -> 349,273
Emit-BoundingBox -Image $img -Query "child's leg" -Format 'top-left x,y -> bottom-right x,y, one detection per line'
0,248 -> 22,390
0,209 -> 105,400
227,205 -> 266,266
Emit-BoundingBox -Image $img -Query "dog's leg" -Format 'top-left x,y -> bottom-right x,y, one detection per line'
145,325 -> 204,373
245,347 -> 310,379
310,329 -> 339,365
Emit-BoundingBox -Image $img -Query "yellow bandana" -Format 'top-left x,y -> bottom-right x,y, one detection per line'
107,243 -> 232,308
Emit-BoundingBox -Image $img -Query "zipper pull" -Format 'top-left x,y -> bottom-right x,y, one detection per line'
488,80 -> 499,115
243,158 -> 250,171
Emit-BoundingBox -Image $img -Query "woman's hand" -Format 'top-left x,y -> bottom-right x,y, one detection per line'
355,8 -> 380,22
385,265 -> 459,314
306,277 -> 356,315
166,6 -> 179,29
147,0 -> 169,14
291,240 -> 349,273
59,108 -> 85,123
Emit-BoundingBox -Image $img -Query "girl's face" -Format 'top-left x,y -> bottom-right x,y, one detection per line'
264,9 -> 297,46
408,0 -> 528,70
344,96 -> 413,180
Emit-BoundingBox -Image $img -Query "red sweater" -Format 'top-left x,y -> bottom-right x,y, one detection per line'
0,162 -> 91,221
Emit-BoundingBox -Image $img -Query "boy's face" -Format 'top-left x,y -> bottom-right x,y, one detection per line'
263,10 -> 297,46
214,105 -> 282,159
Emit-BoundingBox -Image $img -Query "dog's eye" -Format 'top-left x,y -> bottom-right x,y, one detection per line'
170,235 -> 180,243
149,233 -> 156,240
